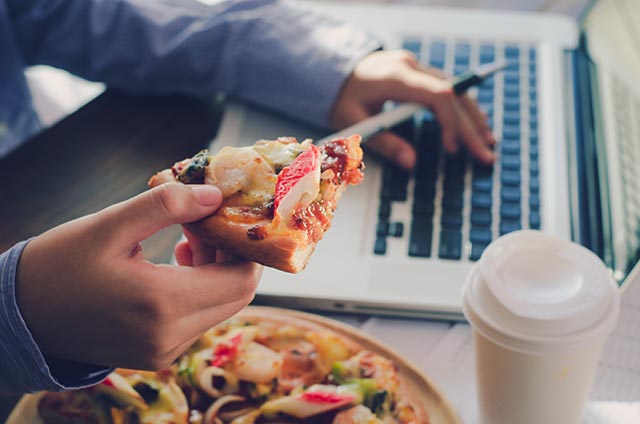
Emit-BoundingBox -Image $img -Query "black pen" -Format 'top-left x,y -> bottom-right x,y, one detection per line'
318,60 -> 508,144
451,60 -> 508,94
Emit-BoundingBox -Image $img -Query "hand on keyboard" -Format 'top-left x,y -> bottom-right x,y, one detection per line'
330,50 -> 496,169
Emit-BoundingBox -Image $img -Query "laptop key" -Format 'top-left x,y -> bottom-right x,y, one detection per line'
443,176 -> 465,192
454,64 -> 469,75
530,193 -> 540,209
505,45 -> 520,59
429,60 -> 445,70
455,42 -> 471,61
376,221 -> 389,237
470,243 -> 489,261
501,154 -> 521,170
444,152 -> 467,175
479,44 -> 495,63
412,197 -> 435,216
408,217 -> 433,257
470,209 -> 492,226
530,211 -> 541,229
402,39 -> 422,57
500,202 -> 521,220
472,175 -> 493,193
380,184 -> 393,201
429,40 -> 446,64
501,140 -> 520,155
439,229 -> 462,260
379,201 -> 391,219
442,191 -> 464,209
480,77 -> 495,89
503,85 -> 520,99
501,170 -> 521,186
414,177 -> 436,195
477,89 -> 493,104
530,129 -> 539,145
504,96 -> 521,111
504,73 -> 520,85
470,227 -> 492,244
530,176 -> 540,192
374,238 -> 387,255
392,116 -> 415,142
441,209 -> 463,229
503,125 -> 520,140
500,219 -> 522,235
386,166 -> 410,201
503,111 -> 520,126
501,186 -> 521,202
471,192 -> 492,209
388,222 -> 404,238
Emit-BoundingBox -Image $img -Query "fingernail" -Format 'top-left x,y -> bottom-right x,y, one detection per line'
190,185 -> 222,206
397,150 -> 415,169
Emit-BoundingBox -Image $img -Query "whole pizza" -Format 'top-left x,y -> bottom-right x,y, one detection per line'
37,309 -> 430,424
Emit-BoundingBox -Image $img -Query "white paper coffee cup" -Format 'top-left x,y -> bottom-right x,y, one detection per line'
462,230 -> 620,424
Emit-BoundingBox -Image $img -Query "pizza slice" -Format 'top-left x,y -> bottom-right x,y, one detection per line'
148,135 -> 364,273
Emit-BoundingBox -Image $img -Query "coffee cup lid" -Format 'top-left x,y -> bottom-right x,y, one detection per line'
463,230 -> 620,353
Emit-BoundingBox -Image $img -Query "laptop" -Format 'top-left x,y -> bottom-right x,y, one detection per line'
208,0 -> 640,320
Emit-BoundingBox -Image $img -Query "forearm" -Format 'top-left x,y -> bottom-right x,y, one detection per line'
0,240 -> 112,393
8,0 -> 380,127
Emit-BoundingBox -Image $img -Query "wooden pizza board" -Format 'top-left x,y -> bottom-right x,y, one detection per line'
7,306 -> 461,424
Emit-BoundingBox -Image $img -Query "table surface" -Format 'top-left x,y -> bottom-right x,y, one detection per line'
2,91 -> 638,424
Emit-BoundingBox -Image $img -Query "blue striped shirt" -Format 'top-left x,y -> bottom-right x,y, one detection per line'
0,0 -> 380,392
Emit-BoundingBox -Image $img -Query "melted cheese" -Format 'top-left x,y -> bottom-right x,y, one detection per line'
205,139 -> 317,209
253,138 -> 313,171
205,146 -> 276,205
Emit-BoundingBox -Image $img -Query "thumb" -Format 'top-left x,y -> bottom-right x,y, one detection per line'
102,183 -> 223,245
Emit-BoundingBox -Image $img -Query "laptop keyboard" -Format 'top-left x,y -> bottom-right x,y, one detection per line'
612,75 -> 640,268
374,38 -> 540,261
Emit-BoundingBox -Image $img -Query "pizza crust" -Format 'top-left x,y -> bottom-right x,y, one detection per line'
148,170 -> 313,273
184,215 -> 314,274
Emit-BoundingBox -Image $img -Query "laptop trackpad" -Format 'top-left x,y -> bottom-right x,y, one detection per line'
368,261 -> 469,305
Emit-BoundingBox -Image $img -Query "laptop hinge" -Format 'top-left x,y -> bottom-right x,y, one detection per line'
568,33 -> 607,261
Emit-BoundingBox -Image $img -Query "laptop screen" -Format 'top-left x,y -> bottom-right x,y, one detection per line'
583,0 -> 640,286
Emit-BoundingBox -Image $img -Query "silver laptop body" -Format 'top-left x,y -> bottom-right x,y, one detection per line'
209,0 -> 640,320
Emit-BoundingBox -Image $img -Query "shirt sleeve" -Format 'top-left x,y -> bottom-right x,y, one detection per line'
6,0 -> 382,128
0,240 -> 113,393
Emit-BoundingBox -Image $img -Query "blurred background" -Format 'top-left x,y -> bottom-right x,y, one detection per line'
27,0 -> 590,130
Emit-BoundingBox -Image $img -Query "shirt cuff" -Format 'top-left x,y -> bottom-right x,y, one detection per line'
0,240 -> 113,392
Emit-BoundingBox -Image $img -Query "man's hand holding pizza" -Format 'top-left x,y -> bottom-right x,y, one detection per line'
16,184 -> 262,371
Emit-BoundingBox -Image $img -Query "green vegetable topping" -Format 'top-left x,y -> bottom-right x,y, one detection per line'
176,149 -> 210,184
368,390 -> 389,415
